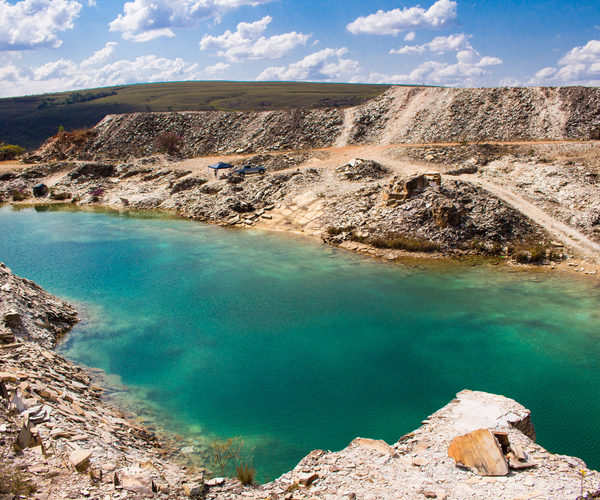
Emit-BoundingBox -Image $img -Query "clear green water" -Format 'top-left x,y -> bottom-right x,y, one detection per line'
2,204 -> 600,480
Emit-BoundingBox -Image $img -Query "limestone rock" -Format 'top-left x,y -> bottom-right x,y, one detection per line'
69,449 -> 92,472
448,428 -> 509,476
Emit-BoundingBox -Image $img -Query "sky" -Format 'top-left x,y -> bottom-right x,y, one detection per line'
0,0 -> 599,97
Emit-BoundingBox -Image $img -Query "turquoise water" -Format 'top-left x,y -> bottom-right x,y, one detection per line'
2,204 -> 600,480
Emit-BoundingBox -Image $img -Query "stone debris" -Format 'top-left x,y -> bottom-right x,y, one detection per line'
0,270 -> 192,499
21,86 -> 600,164
0,263 -> 78,348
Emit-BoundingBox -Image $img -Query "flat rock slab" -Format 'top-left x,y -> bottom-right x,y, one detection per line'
448,428 -> 509,476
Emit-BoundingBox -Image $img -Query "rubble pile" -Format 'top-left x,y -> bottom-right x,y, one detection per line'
335,159 -> 389,181
322,177 -> 546,254
0,158 -> 549,258
351,86 -> 600,145
0,264 -> 78,348
205,390 -> 599,500
26,86 -> 600,163
0,269 -> 195,499
27,109 -> 344,163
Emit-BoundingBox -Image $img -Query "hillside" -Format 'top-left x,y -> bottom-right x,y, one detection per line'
28,85 -> 600,163
0,81 -> 390,151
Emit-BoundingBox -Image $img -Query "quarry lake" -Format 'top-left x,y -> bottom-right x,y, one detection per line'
2,204 -> 600,480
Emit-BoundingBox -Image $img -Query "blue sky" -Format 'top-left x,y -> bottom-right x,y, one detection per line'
0,0 -> 599,97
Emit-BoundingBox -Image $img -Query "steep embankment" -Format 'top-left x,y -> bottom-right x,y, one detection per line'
27,86 -> 600,163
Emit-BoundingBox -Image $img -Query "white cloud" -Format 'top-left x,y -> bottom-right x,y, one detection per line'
0,53 -> 203,97
528,39 -> 600,85
391,33 -> 471,55
0,0 -> 82,51
559,39 -> 600,65
256,47 -> 359,82
109,0 -> 274,41
199,16 -> 310,61
205,62 -> 230,74
498,77 -> 522,87
356,46 -> 502,87
346,0 -> 458,36
404,31 -> 416,41
477,56 -> 502,67
80,42 -> 118,68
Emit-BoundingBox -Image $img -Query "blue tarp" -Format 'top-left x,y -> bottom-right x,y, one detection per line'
207,162 -> 234,170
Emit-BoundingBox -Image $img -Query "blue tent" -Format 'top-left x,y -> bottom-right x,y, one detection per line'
207,162 -> 234,179
207,162 -> 234,170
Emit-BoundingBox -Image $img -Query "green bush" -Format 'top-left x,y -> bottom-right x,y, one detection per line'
0,142 -> 25,161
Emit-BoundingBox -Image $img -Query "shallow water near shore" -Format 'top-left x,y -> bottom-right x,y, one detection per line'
2,204 -> 600,480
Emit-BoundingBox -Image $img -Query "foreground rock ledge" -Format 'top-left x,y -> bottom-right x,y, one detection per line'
1,269 -> 598,499
211,391 -> 597,500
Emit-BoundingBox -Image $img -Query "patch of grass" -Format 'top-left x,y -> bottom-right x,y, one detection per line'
507,241 -> 549,264
0,462 -> 37,496
10,189 -> 28,201
235,461 -> 256,486
371,233 -> 439,253
0,142 -> 25,160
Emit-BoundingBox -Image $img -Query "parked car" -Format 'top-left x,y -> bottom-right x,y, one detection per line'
233,164 -> 265,177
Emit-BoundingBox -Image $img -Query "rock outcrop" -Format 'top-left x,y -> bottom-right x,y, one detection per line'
205,390 -> 598,500
0,263 -> 78,348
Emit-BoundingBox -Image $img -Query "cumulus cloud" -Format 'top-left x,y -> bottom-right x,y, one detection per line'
109,0 -> 273,41
204,61 -> 230,74
528,39 -> 600,85
0,0 -> 82,51
498,77 -> 523,87
0,53 -> 202,97
80,42 -> 118,67
354,46 -> 502,87
199,16 -> 309,61
404,31 -> 416,41
346,0 -> 458,36
391,33 -> 471,55
256,47 -> 359,82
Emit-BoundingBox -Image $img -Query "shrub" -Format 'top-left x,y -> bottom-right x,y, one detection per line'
154,132 -> 184,154
10,189 -> 28,201
210,437 -> 243,477
50,191 -> 71,200
371,233 -> 439,253
235,461 -> 256,486
0,143 -> 25,161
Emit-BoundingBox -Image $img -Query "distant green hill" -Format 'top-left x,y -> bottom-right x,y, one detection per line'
0,81 -> 391,151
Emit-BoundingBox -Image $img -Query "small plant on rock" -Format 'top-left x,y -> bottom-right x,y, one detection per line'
154,132 -> 184,155
210,437 -> 243,477
235,461 -> 256,486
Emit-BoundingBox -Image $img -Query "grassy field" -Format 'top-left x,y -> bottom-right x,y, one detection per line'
0,81 -> 391,151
